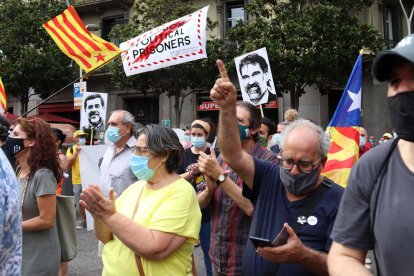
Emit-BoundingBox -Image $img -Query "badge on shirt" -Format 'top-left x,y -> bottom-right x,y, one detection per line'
297,215 -> 318,226
307,216 -> 318,226
297,216 -> 307,225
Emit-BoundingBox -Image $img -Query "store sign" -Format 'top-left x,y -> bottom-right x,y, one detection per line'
197,100 -> 278,111
264,100 -> 278,109
197,101 -> 220,111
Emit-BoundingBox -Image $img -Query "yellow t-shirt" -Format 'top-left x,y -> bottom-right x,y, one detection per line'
102,178 -> 201,276
66,146 -> 81,185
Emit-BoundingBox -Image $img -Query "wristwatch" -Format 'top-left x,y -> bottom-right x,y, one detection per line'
216,173 -> 228,186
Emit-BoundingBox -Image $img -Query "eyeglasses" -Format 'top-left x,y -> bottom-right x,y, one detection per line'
133,146 -> 151,156
278,156 -> 321,173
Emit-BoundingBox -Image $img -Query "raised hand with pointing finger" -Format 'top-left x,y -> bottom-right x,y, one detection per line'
210,59 -> 238,108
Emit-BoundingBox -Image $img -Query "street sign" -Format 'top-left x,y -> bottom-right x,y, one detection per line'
74,81 -> 87,110
162,120 -> 171,127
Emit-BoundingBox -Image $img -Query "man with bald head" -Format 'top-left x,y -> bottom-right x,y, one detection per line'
210,60 -> 344,275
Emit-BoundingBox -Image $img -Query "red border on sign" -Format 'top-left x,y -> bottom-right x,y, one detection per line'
126,10 -> 205,70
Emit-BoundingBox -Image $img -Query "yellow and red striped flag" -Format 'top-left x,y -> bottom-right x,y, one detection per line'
43,6 -> 122,73
322,54 -> 362,187
0,78 -> 6,114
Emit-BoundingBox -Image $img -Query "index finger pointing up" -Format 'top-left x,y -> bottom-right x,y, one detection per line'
216,59 -> 229,81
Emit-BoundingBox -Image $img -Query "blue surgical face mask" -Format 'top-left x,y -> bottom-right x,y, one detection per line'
79,137 -> 86,146
106,126 -> 121,143
191,136 -> 206,148
359,136 -> 366,147
130,155 -> 161,181
183,135 -> 191,142
274,133 -> 282,145
238,124 -> 249,140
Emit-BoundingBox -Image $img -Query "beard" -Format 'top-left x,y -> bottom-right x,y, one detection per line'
246,82 -> 265,101
88,111 -> 102,127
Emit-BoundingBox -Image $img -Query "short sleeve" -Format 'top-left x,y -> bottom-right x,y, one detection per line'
251,158 -> 276,203
32,169 -> 57,197
150,183 -> 199,238
330,159 -> 376,249
66,147 -> 73,158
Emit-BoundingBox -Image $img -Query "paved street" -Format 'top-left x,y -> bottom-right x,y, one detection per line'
68,228 -> 206,276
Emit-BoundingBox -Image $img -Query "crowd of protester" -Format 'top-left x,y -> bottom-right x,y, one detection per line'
1,34 -> 414,276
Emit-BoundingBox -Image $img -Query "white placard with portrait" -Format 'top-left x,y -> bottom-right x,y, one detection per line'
234,48 -> 276,105
79,145 -> 109,231
80,92 -> 108,131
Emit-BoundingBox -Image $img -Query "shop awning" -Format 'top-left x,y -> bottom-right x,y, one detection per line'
31,113 -> 79,124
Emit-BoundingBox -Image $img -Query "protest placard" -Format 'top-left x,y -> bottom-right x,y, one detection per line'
120,6 -> 209,76
234,48 -> 276,106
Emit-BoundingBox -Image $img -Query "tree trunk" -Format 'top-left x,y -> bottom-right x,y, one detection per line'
174,91 -> 181,128
289,84 -> 306,111
289,88 -> 300,111
19,94 -> 28,115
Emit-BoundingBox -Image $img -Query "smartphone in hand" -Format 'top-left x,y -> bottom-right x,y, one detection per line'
249,236 -> 273,248
249,225 -> 289,249
272,225 -> 288,247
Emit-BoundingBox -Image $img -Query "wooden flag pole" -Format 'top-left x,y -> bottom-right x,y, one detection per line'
90,128 -> 94,145
259,104 -> 264,118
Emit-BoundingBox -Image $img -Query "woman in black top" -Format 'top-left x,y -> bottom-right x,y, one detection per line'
177,118 -> 214,276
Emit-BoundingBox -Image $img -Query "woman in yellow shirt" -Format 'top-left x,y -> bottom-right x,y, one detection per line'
81,124 -> 201,275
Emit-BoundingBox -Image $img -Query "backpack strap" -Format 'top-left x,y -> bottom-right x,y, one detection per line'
370,138 -> 399,275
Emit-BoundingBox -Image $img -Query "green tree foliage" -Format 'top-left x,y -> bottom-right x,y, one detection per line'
0,0 -> 77,114
109,0 -> 236,127
228,0 -> 385,110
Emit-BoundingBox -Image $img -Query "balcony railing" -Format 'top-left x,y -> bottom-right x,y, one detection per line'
72,0 -> 134,7
384,38 -> 397,49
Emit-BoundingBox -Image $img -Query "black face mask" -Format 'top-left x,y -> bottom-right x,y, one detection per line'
387,91 -> 414,142
279,166 -> 320,196
1,137 -> 25,166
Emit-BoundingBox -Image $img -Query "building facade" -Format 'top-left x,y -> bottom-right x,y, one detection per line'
5,0 -> 412,139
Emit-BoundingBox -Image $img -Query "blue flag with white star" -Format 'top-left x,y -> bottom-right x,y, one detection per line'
329,54 -> 362,127
323,54 -> 362,187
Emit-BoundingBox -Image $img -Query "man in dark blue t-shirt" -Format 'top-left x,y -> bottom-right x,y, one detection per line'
209,60 -> 344,275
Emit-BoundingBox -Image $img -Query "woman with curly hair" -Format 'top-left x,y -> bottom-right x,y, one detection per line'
4,117 -> 62,275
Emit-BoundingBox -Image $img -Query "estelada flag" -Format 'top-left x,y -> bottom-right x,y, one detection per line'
0,77 -> 6,114
43,6 -> 122,73
322,54 -> 362,187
